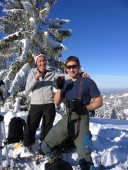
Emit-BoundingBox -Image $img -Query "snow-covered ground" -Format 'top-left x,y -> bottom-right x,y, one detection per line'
0,107 -> 128,170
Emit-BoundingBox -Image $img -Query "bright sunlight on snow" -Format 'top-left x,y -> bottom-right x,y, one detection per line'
0,107 -> 128,170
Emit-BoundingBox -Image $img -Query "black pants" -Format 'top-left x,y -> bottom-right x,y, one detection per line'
23,103 -> 55,147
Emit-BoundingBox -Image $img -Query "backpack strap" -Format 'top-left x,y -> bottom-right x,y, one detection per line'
78,76 -> 83,101
67,77 -> 83,140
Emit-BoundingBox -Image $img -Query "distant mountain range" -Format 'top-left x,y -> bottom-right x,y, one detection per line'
95,90 -> 128,120
100,88 -> 128,94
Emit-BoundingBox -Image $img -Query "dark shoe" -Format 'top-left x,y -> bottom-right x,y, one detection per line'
45,157 -> 73,170
45,157 -> 62,169
79,159 -> 95,170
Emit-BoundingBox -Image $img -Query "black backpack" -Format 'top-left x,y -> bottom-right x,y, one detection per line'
45,158 -> 73,170
7,117 -> 26,144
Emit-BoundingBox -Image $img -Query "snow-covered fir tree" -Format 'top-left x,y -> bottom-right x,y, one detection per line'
1,1 -> 127,120
95,91 -> 128,120
0,0 -> 72,111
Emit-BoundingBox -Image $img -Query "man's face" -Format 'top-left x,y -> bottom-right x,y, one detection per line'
36,56 -> 47,71
65,61 -> 80,79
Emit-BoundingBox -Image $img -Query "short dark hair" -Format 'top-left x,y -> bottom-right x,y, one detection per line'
65,56 -> 80,67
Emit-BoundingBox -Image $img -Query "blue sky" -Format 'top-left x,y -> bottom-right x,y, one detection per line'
0,0 -> 128,89
49,0 -> 128,89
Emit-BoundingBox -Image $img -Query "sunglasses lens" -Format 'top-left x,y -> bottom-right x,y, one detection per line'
66,65 -> 77,69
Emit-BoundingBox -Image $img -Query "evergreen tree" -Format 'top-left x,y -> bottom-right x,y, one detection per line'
0,0 -> 72,111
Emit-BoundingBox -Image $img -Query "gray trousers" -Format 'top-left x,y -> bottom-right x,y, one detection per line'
41,113 -> 92,162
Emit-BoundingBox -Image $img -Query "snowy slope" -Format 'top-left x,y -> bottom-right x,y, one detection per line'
0,107 -> 128,170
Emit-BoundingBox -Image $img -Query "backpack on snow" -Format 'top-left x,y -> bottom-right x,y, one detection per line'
7,117 -> 26,144
45,158 -> 73,170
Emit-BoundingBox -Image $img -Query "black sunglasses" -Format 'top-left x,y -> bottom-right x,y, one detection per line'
66,65 -> 78,69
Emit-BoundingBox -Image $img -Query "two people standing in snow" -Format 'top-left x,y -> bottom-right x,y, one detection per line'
23,53 -> 89,149
41,56 -> 103,170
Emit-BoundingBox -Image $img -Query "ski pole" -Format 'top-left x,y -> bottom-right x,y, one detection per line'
0,116 -> 2,170
1,116 -> 10,168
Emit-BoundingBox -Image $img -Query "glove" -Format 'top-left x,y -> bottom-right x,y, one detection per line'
56,76 -> 65,89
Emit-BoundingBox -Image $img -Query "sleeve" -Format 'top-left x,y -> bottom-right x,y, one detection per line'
88,79 -> 101,97
25,69 -> 38,94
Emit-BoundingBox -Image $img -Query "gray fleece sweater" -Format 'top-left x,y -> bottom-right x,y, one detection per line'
25,68 -> 70,105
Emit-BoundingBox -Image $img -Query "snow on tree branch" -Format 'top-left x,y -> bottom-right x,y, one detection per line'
8,63 -> 31,96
